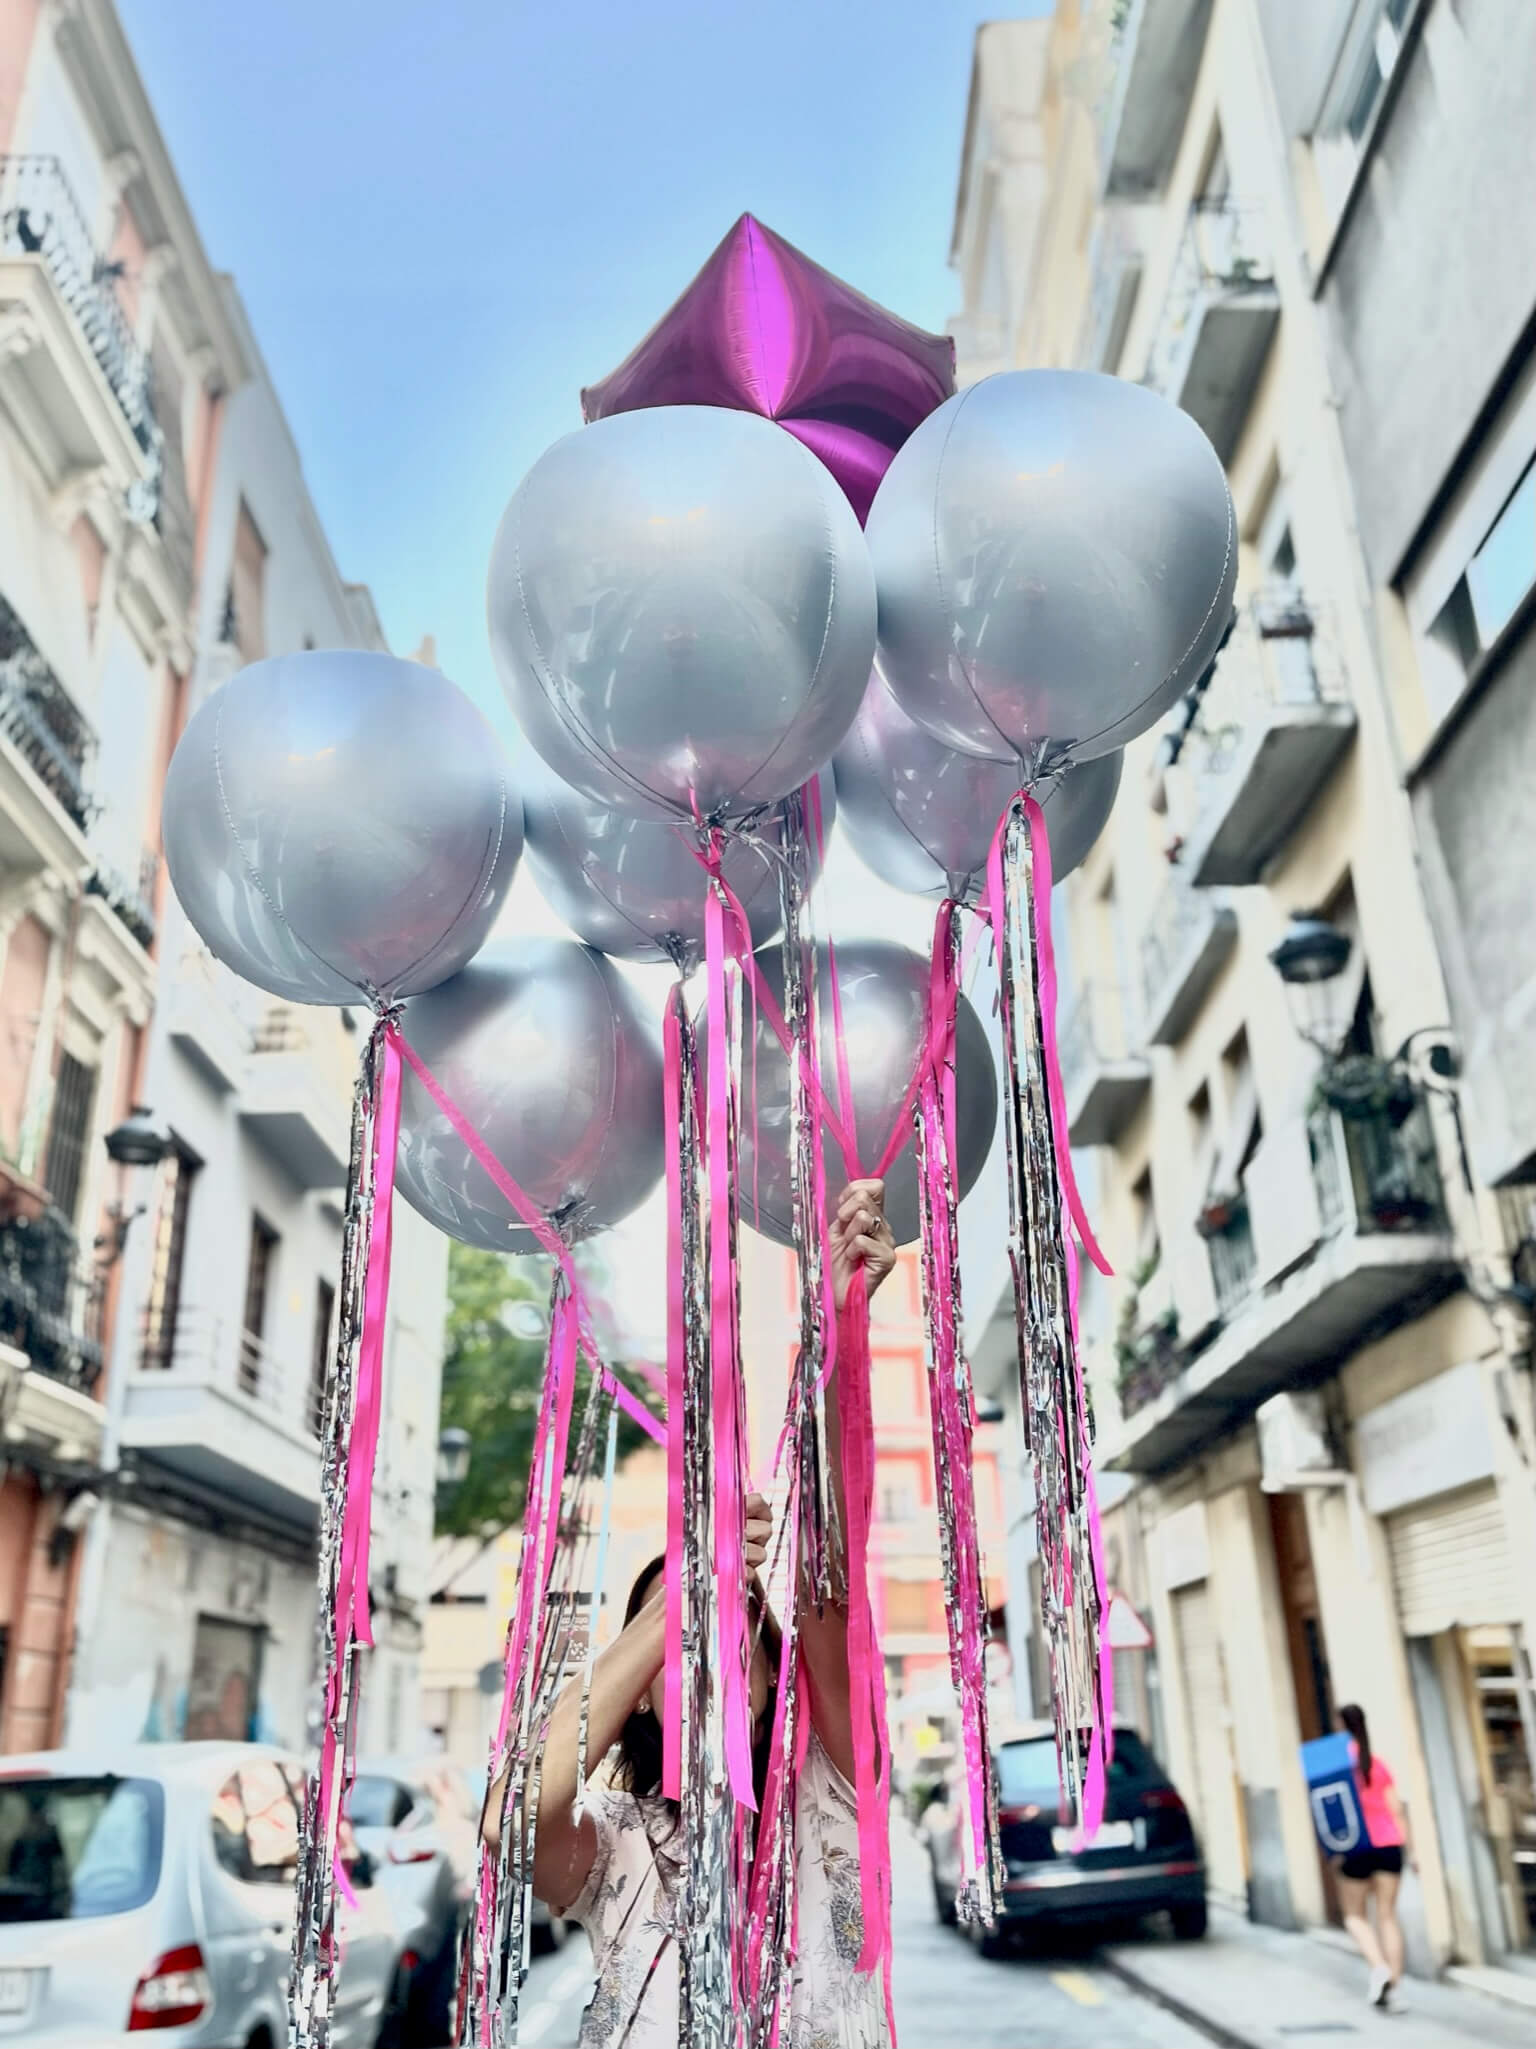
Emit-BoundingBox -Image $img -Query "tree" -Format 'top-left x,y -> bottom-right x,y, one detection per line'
433,1243 -> 657,1548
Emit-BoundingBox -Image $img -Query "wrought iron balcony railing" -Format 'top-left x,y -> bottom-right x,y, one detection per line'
0,1203 -> 105,1394
86,846 -> 161,950
0,154 -> 155,448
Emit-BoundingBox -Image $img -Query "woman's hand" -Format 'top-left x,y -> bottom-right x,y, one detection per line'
744,1491 -> 772,1574
830,1179 -> 897,1309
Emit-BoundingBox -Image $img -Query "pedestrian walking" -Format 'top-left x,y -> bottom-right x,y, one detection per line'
486,1178 -> 898,2048
1334,1703 -> 1414,2009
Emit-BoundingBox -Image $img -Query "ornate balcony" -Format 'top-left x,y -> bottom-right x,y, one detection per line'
0,597 -> 95,876
121,1307 -> 319,1528
1059,981 -> 1151,1146
0,154 -> 160,503
86,846 -> 160,952
0,1205 -> 106,1398
1110,1097 -> 1457,1474
1139,874 -> 1238,1046
1145,198 -> 1279,461
238,1005 -> 355,1192
1182,592 -> 1357,886
1099,0 -> 1217,199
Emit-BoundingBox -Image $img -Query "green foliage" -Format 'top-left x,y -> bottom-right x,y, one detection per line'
433,1244 -> 658,1542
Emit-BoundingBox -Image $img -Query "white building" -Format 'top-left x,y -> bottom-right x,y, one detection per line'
68,282 -> 450,1757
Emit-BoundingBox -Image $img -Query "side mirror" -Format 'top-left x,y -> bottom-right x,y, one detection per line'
348,1850 -> 376,1890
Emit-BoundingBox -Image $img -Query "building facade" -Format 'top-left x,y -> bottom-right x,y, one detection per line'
951,2 -> 1536,1976
0,0 -> 449,1762
0,0 -> 246,1751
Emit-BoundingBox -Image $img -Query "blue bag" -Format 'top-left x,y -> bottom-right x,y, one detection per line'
1300,1733 -> 1371,1856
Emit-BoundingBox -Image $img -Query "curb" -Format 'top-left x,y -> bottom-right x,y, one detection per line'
1098,1950 -> 1256,2049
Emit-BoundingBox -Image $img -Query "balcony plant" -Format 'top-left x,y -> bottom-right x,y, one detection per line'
1196,1185 -> 1248,1240
1310,1052 -> 1416,1127
1114,1253 -> 1182,1416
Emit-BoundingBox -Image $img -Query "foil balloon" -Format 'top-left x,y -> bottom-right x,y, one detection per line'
395,938 -> 663,1254
581,214 -> 956,525
732,939 -> 997,1248
867,371 -> 1238,763
488,405 -> 875,823
834,672 -> 1122,901
163,650 -> 520,1006
523,764 -> 836,968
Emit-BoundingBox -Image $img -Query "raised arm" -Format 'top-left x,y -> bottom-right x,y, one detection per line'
483,1578 -> 667,1914
796,1179 -> 896,1786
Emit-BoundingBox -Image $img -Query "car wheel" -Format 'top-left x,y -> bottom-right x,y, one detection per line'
1171,1899 -> 1208,1941
932,1876 -> 957,1928
967,1915 -> 1012,1961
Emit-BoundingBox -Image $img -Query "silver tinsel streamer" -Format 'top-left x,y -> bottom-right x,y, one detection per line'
461,1285 -> 611,2049
290,1021 -> 385,2049
672,990 -> 742,2048
912,904 -> 1003,1924
995,798 -> 1104,1820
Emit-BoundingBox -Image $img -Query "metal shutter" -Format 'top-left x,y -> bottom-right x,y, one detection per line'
1172,1580 -> 1247,1900
1387,1484 -> 1518,1636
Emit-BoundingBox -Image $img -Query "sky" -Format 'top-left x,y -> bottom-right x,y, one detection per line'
116,0 -> 1046,1349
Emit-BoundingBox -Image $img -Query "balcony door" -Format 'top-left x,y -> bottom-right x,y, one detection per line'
141,1139 -> 200,1371
240,1215 -> 279,1397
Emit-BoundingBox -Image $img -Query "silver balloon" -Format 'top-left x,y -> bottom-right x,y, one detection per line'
394,938 -> 663,1254
867,371 -> 1237,763
163,651 -> 521,1006
834,672 -> 1122,901
728,939 -> 997,1248
488,405 -> 876,822
523,762 -> 836,967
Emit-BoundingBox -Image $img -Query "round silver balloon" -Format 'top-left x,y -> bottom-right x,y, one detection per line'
834,673 -> 1122,902
867,371 -> 1237,763
488,405 -> 876,822
394,938 -> 663,1255
523,763 -> 836,968
163,651 -> 521,1006
726,939 -> 997,1249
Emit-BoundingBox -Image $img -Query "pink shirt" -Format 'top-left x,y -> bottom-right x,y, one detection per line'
1351,1744 -> 1405,1847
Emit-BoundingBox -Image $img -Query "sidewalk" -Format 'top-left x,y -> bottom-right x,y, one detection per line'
1103,1905 -> 1536,2049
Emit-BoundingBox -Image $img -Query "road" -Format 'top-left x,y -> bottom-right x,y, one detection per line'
506,1822 -> 1213,2047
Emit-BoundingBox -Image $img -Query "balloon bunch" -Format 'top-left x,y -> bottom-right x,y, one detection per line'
160,206 -> 1236,2049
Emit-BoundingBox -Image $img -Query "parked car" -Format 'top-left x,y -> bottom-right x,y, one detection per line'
0,1742 -> 404,2047
461,1766 -> 568,1957
348,1759 -> 481,2037
927,1723 -> 1207,1953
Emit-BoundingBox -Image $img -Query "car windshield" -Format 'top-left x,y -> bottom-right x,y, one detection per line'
995,1731 -> 1160,1805
348,1776 -> 412,1829
0,1775 -> 164,1922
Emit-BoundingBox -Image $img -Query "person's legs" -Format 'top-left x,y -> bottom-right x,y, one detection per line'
1372,1867 -> 1405,1982
1337,1872 -> 1387,1973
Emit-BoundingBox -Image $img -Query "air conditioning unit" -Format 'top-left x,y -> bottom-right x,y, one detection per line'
1257,1389 -> 1335,1488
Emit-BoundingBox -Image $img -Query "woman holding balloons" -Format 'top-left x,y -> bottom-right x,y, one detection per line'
485,1179 -> 897,2049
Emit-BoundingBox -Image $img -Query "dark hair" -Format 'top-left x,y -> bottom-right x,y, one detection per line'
613,1555 -> 782,1825
1340,1703 -> 1373,1784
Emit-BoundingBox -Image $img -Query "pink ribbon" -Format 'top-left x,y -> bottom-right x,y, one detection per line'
661,991 -> 689,1804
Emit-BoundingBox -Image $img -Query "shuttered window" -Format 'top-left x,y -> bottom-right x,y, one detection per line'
1387,1484 -> 1518,1637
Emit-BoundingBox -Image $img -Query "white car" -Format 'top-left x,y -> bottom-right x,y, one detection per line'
0,1742 -> 404,2047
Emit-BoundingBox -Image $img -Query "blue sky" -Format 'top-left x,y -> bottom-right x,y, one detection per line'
118,1 -> 1049,718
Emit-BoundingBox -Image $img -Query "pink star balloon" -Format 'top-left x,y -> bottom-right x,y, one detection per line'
581,213 -> 956,524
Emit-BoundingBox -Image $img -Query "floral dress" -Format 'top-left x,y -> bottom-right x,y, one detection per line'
570,1733 -> 888,2049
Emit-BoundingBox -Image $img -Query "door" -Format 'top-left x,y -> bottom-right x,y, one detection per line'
185,1617 -> 262,1741
1172,1580 -> 1248,1902
1268,1491 -> 1342,1923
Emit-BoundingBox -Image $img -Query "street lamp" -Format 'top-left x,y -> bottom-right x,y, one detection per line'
97,1105 -> 171,1264
1267,912 -> 1354,1056
437,1426 -> 471,1496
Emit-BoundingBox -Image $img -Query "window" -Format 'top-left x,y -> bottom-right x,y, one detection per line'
1430,457 -> 1536,676
995,1728 -> 1161,1806
1316,0 -> 1415,218
884,1581 -> 935,1636
346,1775 -> 415,1831
310,1277 -> 335,1438
42,1052 -> 96,1223
211,1761 -> 305,1884
0,1774 -> 164,1920
141,1140 -> 199,1370
1131,1168 -> 1159,1271
229,499 -> 268,664
876,1460 -> 922,1525
240,1215 -> 278,1395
